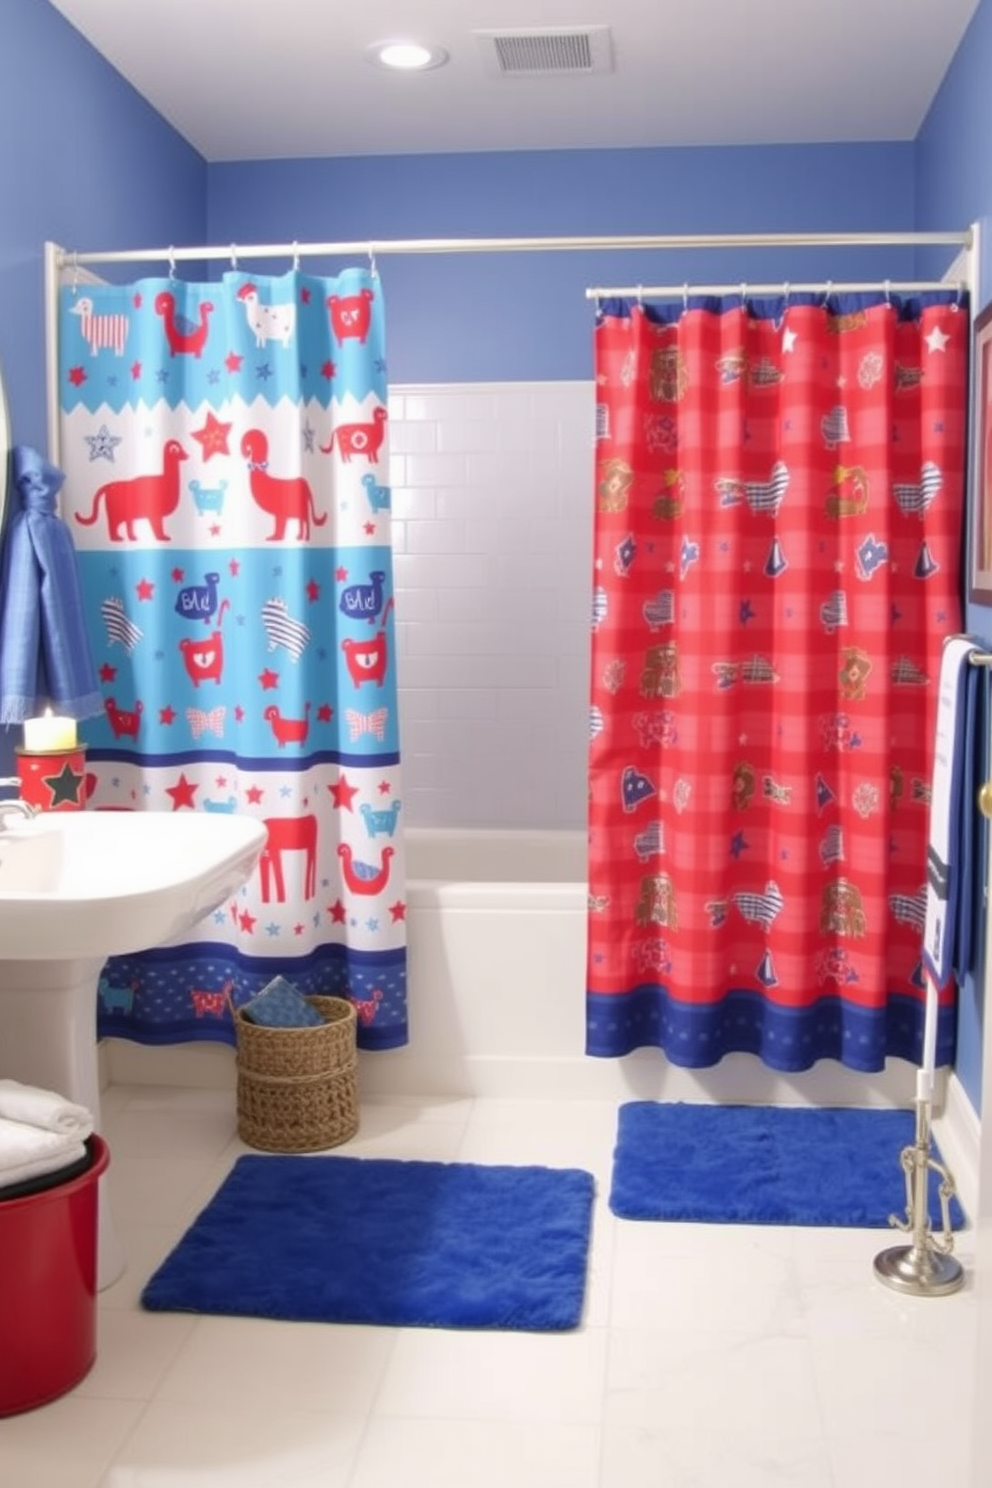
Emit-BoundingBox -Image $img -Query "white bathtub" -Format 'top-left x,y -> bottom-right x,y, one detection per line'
358,828 -> 591,1099
357,827 -> 923,1106
406,827 -> 587,907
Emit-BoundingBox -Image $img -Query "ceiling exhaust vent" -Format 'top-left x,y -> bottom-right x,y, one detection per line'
475,26 -> 613,78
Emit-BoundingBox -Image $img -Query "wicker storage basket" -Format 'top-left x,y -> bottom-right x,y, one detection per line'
235,995 -> 359,1152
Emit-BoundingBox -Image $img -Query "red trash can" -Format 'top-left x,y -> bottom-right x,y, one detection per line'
0,1135 -> 109,1415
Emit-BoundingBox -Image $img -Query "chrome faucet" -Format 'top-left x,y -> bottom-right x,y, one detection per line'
0,778 -> 38,824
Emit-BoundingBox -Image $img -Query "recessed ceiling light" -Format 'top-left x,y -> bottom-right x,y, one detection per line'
367,40 -> 449,72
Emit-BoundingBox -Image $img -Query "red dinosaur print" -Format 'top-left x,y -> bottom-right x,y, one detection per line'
154,292 -> 215,358
241,429 -> 328,540
319,406 -> 387,463
75,439 -> 188,542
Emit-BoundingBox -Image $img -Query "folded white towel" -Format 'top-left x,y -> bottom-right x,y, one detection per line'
0,1117 -> 87,1192
0,1078 -> 94,1138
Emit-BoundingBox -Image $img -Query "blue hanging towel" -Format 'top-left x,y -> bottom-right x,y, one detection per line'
922,636 -> 981,989
0,445 -> 102,724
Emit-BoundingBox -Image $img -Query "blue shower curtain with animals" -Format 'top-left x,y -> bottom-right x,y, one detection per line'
57,268 -> 406,1050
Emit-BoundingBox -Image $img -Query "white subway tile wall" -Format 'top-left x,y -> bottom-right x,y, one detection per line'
388,382 -> 596,830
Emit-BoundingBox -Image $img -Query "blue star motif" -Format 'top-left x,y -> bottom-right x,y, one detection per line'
739,599 -> 755,624
85,424 -> 122,462
730,831 -> 748,859
255,363 -> 273,382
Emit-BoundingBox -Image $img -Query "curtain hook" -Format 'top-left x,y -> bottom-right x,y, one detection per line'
71,251 -> 79,294
682,282 -> 689,314
230,243 -> 238,270
783,280 -> 790,306
884,278 -> 892,306
823,279 -> 833,310
636,284 -> 644,308
740,281 -> 747,309
292,240 -> 300,271
368,243 -> 378,279
167,246 -> 176,281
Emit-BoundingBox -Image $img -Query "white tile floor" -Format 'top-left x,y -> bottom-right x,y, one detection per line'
2,1085 -> 991,1488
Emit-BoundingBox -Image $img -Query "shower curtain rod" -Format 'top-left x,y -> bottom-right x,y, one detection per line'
55,228 -> 971,271
584,278 -> 962,299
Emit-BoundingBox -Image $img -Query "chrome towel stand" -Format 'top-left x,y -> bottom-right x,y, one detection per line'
874,649 -> 992,1297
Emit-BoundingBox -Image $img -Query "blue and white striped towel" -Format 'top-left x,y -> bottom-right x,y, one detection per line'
922,635 -> 979,988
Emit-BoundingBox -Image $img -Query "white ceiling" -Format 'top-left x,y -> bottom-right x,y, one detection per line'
47,0 -> 980,163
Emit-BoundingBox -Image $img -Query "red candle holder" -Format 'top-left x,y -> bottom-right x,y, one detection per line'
15,745 -> 89,812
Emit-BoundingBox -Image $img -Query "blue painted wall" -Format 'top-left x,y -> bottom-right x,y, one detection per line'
208,145 -> 918,385
916,0 -> 992,1111
5,0 -> 992,1107
0,0 -> 207,454
0,0 -> 207,777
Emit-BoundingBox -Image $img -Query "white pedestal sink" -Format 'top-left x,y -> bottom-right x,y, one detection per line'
0,810 -> 266,1289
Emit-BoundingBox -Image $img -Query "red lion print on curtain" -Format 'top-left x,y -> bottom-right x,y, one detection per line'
586,291 -> 967,1071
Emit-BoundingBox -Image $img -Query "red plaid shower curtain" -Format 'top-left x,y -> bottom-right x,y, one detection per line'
586,292 -> 967,1071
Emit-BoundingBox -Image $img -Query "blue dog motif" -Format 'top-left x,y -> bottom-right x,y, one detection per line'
99,975 -> 136,1015
203,795 -> 237,814
360,800 -> 402,838
189,478 -> 228,514
361,473 -> 391,512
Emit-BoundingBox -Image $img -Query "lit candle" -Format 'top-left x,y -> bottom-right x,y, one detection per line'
23,709 -> 77,753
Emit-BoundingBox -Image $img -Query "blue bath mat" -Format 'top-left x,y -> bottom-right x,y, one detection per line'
610,1102 -> 966,1228
142,1155 -> 595,1331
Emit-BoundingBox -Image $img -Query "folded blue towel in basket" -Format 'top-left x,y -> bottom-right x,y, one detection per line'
240,976 -> 325,1028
